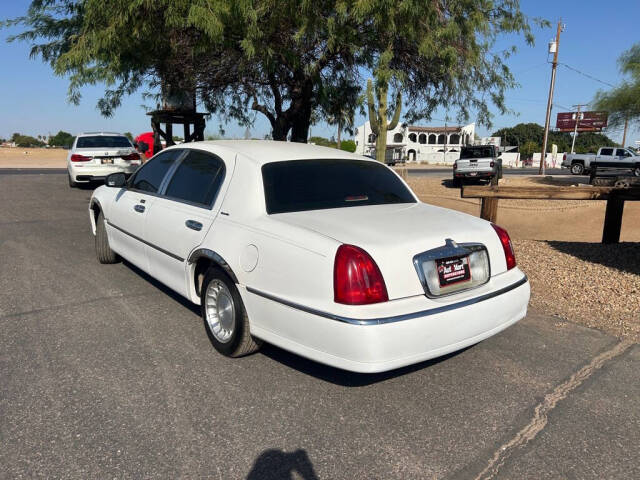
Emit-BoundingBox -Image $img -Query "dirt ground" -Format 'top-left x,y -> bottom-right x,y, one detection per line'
0,147 -> 67,168
405,175 -> 640,243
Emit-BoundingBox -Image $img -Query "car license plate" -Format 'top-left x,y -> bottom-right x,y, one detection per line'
470,172 -> 477,176
101,158 -> 114,164
436,256 -> 471,287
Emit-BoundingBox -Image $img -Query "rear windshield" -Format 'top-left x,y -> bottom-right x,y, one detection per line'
460,146 -> 495,159
76,136 -> 132,148
262,159 -> 416,214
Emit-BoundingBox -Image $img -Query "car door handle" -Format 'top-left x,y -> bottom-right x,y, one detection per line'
134,204 -> 145,213
185,220 -> 203,231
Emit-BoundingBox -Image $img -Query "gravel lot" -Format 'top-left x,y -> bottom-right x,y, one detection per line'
406,176 -> 640,340
515,240 -> 640,339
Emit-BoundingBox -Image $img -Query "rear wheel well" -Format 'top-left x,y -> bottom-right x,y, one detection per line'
90,202 -> 102,233
192,252 -> 239,298
572,160 -> 584,165
194,257 -> 212,297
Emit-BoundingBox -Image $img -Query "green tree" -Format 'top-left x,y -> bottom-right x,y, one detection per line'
594,43 -> 640,145
195,0 -> 361,142
123,132 -> 133,141
12,133 -> 45,147
339,139 -> 356,153
4,1 -> 206,116
353,0 -> 542,161
520,141 -> 538,159
49,130 -> 75,148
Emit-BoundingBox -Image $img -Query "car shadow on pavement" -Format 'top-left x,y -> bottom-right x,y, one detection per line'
122,260 -> 201,316
547,241 -> 640,277
259,343 -> 472,387
121,260 -> 473,385
246,449 -> 318,480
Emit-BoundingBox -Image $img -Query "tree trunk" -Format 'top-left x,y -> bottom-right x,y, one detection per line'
290,117 -> 310,143
289,78 -> 314,143
271,116 -> 290,141
337,118 -> 342,149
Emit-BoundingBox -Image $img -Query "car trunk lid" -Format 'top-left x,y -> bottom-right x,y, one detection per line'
271,202 -> 506,300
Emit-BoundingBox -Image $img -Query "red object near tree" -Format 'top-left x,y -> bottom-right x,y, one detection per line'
134,132 -> 155,159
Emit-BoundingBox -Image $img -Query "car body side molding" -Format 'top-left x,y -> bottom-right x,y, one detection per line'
106,220 -> 184,262
187,248 -> 239,284
246,275 -> 528,326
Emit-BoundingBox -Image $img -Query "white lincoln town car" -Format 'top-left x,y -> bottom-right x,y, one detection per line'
89,141 -> 530,373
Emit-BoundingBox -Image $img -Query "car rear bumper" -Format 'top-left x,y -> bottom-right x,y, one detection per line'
69,164 -> 138,182
242,268 -> 530,373
454,170 -> 496,178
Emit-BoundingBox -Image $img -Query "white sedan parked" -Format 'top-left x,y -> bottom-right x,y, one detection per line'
68,132 -> 141,187
89,141 -> 529,373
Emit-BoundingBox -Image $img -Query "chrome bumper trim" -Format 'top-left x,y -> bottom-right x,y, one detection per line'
246,275 -> 528,326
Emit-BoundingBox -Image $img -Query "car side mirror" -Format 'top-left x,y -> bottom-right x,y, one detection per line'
105,172 -> 126,188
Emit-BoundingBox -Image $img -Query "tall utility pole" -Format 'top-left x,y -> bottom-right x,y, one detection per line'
570,104 -> 587,154
622,116 -> 629,147
539,20 -> 564,175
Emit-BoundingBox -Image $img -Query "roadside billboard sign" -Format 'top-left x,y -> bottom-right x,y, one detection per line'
556,111 -> 608,132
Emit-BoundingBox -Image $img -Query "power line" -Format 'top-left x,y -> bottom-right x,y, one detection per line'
559,63 -> 616,88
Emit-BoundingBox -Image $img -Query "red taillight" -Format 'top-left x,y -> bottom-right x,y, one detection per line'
491,223 -> 516,270
453,162 -> 457,170
121,152 -> 140,161
70,154 -> 91,162
563,153 -> 566,161
334,244 -> 388,305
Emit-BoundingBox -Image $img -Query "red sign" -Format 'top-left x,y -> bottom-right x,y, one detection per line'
556,111 -> 608,132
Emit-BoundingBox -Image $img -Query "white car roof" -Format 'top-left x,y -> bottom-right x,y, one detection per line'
176,140 -> 371,165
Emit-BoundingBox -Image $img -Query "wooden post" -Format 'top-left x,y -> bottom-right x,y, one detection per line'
480,198 -> 499,223
166,123 -> 173,146
151,118 -> 162,154
184,123 -> 190,143
602,194 -> 625,244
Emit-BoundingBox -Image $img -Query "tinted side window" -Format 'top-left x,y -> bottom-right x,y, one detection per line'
616,149 -> 629,157
600,148 -> 614,156
130,149 -> 182,193
164,150 -> 225,207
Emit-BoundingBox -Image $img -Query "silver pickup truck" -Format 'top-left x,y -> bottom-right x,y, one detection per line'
453,145 -> 502,186
562,147 -> 640,176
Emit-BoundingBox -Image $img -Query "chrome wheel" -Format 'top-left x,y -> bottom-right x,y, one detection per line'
571,163 -> 584,175
205,279 -> 235,343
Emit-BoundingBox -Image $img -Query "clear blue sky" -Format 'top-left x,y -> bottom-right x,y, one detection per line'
1,0 -> 639,144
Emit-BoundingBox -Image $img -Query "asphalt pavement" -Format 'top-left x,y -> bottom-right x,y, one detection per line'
1,172 -> 638,479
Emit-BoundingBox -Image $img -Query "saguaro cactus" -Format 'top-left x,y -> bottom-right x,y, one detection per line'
367,79 -> 402,163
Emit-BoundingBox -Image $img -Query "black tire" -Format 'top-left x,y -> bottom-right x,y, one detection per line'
68,173 -> 78,188
633,167 -> 640,177
570,163 -> 585,175
95,211 -> 119,264
201,267 -> 262,358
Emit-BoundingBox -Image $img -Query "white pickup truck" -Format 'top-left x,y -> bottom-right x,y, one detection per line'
562,147 -> 640,176
453,145 -> 502,186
